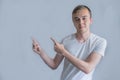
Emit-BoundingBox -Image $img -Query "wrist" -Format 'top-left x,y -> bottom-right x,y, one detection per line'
61,49 -> 68,56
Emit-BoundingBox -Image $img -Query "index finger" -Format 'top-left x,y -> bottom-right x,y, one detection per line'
31,37 -> 37,43
50,37 -> 57,45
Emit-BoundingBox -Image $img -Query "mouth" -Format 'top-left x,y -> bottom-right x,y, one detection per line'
78,25 -> 85,29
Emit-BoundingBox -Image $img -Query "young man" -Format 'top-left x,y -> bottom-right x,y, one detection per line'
32,5 -> 107,80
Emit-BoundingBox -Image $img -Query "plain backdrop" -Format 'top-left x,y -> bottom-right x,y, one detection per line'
0,0 -> 120,80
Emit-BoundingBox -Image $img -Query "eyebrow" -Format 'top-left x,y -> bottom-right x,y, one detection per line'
74,16 -> 88,19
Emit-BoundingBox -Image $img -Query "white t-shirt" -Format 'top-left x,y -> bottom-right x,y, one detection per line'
60,33 -> 107,80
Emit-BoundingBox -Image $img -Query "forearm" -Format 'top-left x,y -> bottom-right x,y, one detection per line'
62,49 -> 93,74
32,38 -> 62,69
38,49 -> 56,69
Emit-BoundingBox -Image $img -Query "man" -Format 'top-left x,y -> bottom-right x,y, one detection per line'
32,5 -> 107,80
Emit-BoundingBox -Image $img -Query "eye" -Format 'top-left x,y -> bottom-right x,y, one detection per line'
82,17 -> 86,20
74,17 -> 80,21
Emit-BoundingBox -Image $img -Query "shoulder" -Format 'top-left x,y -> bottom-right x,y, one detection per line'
90,33 -> 107,45
60,33 -> 75,43
90,33 -> 107,56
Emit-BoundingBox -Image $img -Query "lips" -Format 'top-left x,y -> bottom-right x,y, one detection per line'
78,25 -> 85,29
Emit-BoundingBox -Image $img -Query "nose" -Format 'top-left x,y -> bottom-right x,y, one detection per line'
79,19 -> 84,24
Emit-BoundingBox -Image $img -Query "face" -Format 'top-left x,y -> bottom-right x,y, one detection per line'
72,8 -> 92,34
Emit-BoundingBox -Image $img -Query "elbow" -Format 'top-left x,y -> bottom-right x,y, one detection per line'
49,64 -> 58,70
81,66 -> 94,74
82,63 -> 95,74
51,66 -> 57,70
84,68 -> 92,74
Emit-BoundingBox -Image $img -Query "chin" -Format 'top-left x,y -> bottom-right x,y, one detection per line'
79,30 -> 88,33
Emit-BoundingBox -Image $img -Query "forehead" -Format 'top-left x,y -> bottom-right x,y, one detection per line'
72,8 -> 90,17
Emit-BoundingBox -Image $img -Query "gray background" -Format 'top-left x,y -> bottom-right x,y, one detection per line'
0,0 -> 120,80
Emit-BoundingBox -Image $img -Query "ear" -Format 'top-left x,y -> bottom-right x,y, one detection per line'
90,18 -> 93,24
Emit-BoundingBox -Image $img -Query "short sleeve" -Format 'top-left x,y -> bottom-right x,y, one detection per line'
93,39 -> 107,56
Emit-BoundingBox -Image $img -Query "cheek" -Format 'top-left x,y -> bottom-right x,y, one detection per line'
85,20 -> 91,25
73,22 -> 78,26
88,19 -> 92,24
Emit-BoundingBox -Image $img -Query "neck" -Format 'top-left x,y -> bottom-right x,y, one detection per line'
75,31 -> 91,43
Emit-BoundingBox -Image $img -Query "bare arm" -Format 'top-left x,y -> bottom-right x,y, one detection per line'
51,38 -> 102,74
32,38 -> 64,69
62,50 -> 102,74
